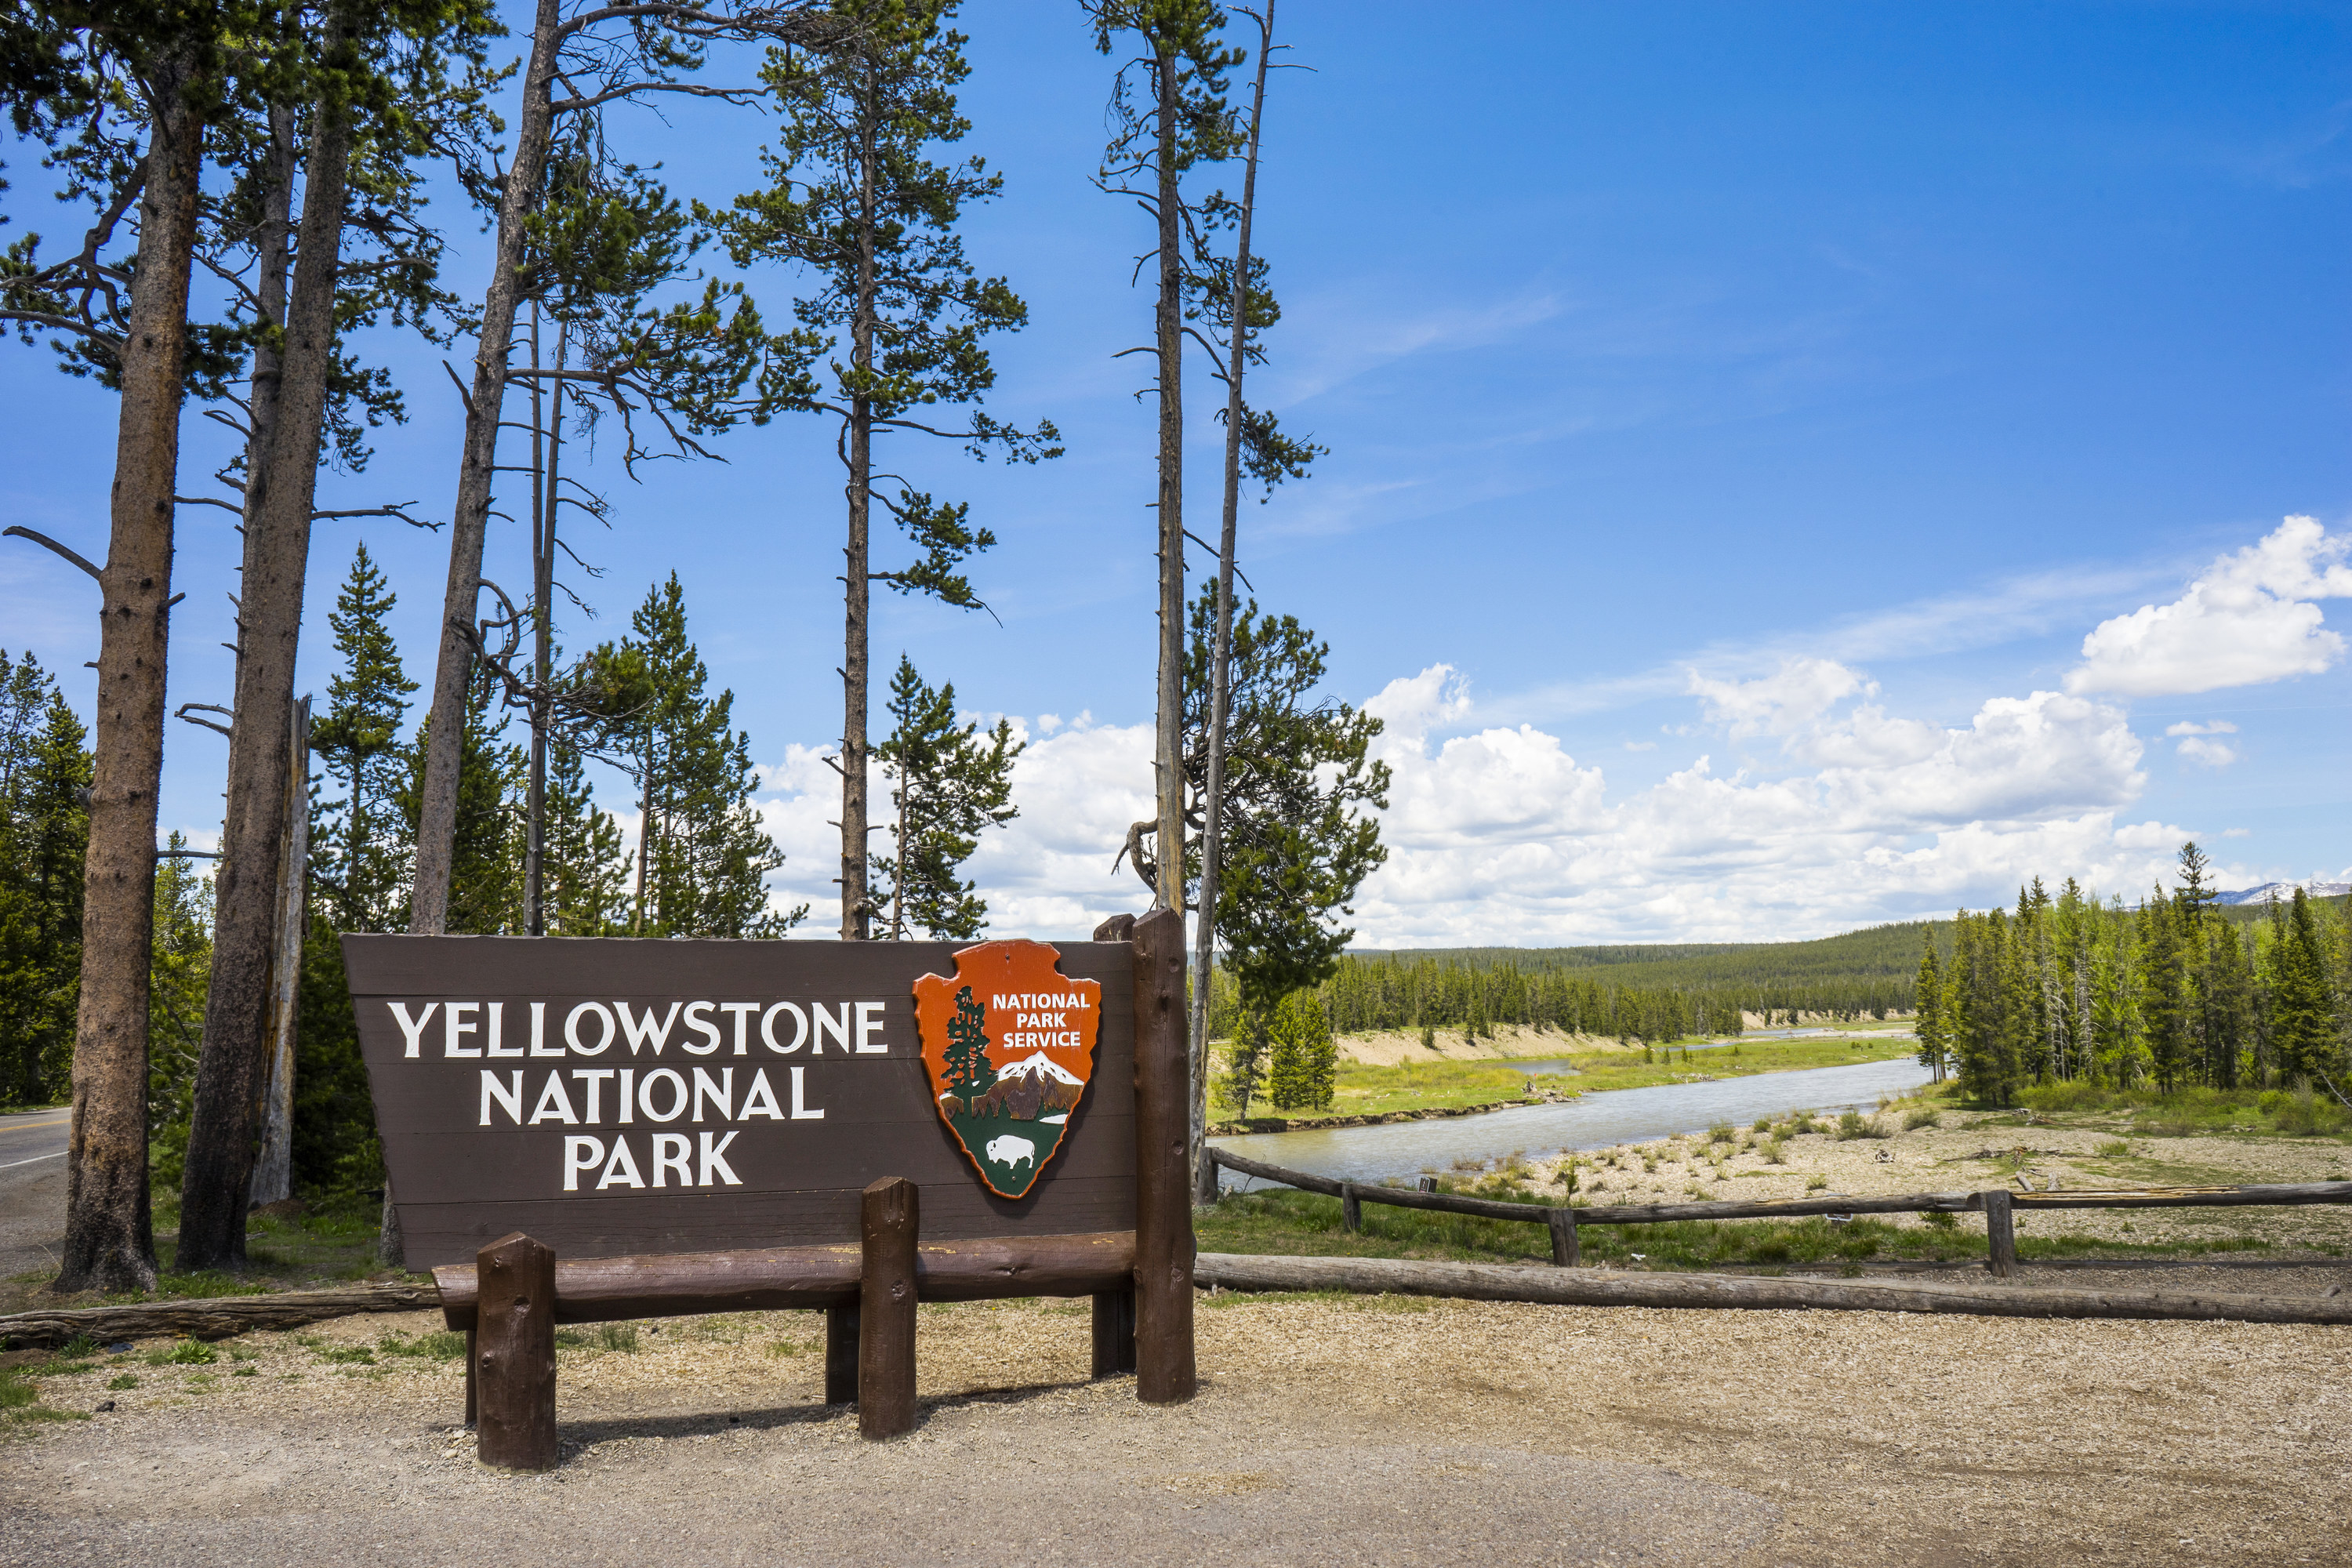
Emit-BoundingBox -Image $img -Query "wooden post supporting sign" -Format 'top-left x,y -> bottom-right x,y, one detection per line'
474,1232 -> 557,1471
1130,908 -> 1196,1405
1341,1181 -> 1362,1232
858,1177 -> 919,1439
1091,1287 -> 1136,1376
1984,1188 -> 2018,1279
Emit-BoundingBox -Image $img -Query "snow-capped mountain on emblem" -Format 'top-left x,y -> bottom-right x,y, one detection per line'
911,941 -> 1102,1199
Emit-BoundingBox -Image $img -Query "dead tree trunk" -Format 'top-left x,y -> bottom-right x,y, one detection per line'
1189,6 -> 1273,1203
178,42 -> 358,1271
1149,39 -> 1186,924
408,0 -> 561,935
53,56 -> 208,1295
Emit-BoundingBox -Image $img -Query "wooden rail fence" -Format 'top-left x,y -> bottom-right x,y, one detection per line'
1207,1146 -> 2352,1276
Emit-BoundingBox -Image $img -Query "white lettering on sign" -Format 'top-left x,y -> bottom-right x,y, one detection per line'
991,993 -> 1093,1012
566,1002 -> 615,1055
405,993 -> 898,1189
617,1001 -> 683,1056
445,1001 -> 480,1058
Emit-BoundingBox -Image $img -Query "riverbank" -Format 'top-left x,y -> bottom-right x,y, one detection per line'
1215,1033 -> 1922,1131
1196,1080 -> 2352,1271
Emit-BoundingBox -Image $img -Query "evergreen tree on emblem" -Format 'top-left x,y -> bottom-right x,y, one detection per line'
944,985 -> 996,1102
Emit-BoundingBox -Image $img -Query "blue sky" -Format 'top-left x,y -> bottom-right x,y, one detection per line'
5,0 -> 2350,944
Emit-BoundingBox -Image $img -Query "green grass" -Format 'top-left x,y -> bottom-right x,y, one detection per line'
378,1330 -> 468,1362
2013,1081 -> 2352,1142
1194,1187 -> 2288,1273
143,1339 -> 216,1367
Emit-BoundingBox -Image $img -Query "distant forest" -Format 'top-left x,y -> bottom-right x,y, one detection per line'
1198,893 -> 2352,1046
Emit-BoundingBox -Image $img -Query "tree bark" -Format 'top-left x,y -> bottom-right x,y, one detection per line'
178,45 -> 358,1271
1150,41 -> 1185,927
53,56 -> 208,1296
245,695 -> 309,1207
838,100 -> 877,942
1190,7 -> 1272,1205
409,0 -> 562,935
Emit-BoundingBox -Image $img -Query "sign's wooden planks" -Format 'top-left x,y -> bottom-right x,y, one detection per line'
343,936 -> 1138,1269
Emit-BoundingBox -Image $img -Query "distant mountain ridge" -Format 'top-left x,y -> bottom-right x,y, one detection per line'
2216,880 -> 2352,906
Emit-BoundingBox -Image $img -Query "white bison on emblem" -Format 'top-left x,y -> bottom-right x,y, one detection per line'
985,1134 -> 1036,1171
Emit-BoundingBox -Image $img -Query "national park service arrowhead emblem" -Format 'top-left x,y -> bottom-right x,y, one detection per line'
913,941 -> 1102,1200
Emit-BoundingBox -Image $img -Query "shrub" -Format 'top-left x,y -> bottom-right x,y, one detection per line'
1762,1138 -> 1788,1165
1708,1123 -> 1734,1145
1806,1174 -> 1828,1192
1921,1210 -> 1958,1231
1787,1112 -> 1821,1136
1751,1116 -> 1773,1134
2095,1138 -> 2132,1158
1835,1111 -> 1889,1141
1903,1109 -> 1940,1131
106,1374 -> 137,1391
145,1339 -> 216,1367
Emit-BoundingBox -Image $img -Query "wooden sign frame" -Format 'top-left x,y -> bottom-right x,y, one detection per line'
345,909 -> 1196,1465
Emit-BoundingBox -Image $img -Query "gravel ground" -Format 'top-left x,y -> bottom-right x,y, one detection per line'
5,1282 -> 2347,1568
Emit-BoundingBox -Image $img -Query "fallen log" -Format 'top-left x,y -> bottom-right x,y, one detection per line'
433,1230 -> 1137,1330
1193,1252 -> 2352,1325
0,1281 -> 440,1350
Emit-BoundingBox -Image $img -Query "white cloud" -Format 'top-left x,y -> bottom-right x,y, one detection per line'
1688,656 -> 1868,739
2176,735 -> 2240,768
2223,827 -> 2252,839
2163,720 -> 2238,737
2066,516 -> 2352,697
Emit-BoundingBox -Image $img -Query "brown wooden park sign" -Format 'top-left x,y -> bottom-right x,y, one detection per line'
345,909 -> 1196,1468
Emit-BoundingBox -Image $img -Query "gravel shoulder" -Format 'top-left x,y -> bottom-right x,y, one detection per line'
5,1284 -> 2346,1567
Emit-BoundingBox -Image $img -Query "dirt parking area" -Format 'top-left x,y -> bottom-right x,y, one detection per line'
5,1280 -> 2347,1567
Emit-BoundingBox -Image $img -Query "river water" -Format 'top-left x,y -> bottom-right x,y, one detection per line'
1210,1053 -> 1934,1189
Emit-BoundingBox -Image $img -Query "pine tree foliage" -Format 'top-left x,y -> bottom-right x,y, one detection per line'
144,835 -> 214,1192
1264,987 -> 1334,1112
1178,583 -> 1388,1014
872,655 -> 1019,939
311,545 -> 418,932
615,574 -> 798,938
0,653 -> 90,1105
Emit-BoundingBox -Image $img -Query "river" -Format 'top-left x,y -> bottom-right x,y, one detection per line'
1210,1053 -> 1935,1189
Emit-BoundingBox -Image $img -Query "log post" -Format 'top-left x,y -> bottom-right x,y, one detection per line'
1091,1288 -> 1137,1377
1131,906 -> 1197,1404
823,1304 -> 858,1405
463,1328 -> 477,1426
1984,1188 -> 2018,1279
1341,1181 -> 1362,1232
474,1232 -> 557,1472
858,1177 -> 919,1439
1547,1207 -> 1579,1267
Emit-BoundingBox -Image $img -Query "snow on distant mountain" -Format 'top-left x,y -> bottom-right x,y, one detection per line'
2216,881 -> 2351,906
993,1051 -> 1084,1087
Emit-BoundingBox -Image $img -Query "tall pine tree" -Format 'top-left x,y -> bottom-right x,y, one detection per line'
311,545 -> 418,932
0,658 -> 90,1105
612,575 -> 797,938
872,655 -> 1020,940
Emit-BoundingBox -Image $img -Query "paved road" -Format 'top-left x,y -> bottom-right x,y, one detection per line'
0,1105 -> 70,1279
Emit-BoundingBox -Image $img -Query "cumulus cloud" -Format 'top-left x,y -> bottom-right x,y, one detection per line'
2066,516 -> 2352,697
1687,656 -> 1867,738
2163,720 -> 2238,737
2175,736 -> 2240,768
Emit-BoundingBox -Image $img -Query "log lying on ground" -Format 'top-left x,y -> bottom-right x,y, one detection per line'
0,1281 -> 439,1350
434,1230 -> 1137,1330
1194,1252 -> 2352,1325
